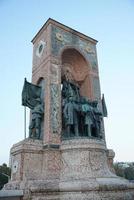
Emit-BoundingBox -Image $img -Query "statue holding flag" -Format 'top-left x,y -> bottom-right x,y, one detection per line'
29,98 -> 44,139
22,78 -> 44,139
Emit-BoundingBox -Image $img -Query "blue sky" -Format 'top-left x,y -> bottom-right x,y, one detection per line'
0,0 -> 134,164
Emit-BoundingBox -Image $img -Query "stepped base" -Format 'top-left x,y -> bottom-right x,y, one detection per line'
2,177 -> 134,200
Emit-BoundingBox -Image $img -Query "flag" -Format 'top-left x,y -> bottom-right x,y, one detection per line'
101,94 -> 108,117
22,78 -> 41,109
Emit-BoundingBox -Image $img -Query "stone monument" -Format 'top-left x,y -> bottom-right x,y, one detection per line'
1,18 -> 134,200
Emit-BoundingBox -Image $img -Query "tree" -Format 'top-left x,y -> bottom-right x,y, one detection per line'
0,163 -> 11,190
124,167 -> 134,180
114,163 -> 125,178
114,162 -> 134,181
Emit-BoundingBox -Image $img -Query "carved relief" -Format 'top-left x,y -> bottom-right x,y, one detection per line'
50,84 -> 61,134
85,45 -> 95,54
56,32 -> 63,42
50,64 -> 59,83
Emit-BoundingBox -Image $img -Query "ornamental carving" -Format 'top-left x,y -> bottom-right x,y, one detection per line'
50,84 -> 61,134
56,32 -> 63,41
85,45 -> 95,54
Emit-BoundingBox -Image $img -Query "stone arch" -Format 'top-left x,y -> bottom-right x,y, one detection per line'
61,47 -> 92,98
60,45 -> 90,67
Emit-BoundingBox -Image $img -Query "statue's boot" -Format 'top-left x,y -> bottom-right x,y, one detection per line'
29,129 -> 33,138
36,129 -> 40,139
66,126 -> 70,138
74,125 -> 79,137
87,126 -> 91,137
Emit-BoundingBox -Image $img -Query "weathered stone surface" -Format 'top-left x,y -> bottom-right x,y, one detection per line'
60,139 -> 112,181
3,138 -> 134,199
0,190 -> 23,197
92,77 -> 101,100
107,149 -> 116,173
50,84 -> 61,134
51,25 -> 98,71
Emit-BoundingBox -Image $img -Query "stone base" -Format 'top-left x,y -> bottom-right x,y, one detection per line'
3,178 -> 134,200
0,190 -> 23,200
1,138 -> 134,199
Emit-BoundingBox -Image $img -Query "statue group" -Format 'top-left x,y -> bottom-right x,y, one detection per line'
22,78 -> 106,140
62,80 -> 103,139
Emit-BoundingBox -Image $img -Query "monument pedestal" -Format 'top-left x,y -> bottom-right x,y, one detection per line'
59,139 -> 134,200
2,138 -> 134,200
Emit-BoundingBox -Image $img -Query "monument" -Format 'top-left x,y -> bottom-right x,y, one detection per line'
1,18 -> 134,200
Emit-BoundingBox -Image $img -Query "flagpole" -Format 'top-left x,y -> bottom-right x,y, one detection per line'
24,106 -> 26,139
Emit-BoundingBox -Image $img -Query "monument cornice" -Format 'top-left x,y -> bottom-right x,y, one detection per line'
31,18 -> 98,45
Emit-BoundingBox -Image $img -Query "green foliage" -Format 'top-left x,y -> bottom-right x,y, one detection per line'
114,163 -> 125,178
114,162 -> 134,181
124,167 -> 134,180
0,163 -> 11,190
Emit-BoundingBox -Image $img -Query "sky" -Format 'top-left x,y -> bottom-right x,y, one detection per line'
0,0 -> 134,164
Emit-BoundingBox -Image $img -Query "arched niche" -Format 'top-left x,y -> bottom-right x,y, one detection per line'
61,48 -> 92,99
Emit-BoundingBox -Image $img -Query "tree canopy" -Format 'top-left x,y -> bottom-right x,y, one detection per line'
0,163 -> 11,190
114,162 -> 134,181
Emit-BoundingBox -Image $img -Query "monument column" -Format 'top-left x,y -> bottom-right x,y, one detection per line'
31,22 -> 62,145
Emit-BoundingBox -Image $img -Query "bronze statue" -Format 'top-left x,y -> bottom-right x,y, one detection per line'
29,99 -> 44,139
62,80 -> 80,101
91,101 -> 103,138
63,96 -> 79,137
29,98 -> 44,139
22,78 -> 44,139
80,97 -> 93,137
62,79 -> 104,139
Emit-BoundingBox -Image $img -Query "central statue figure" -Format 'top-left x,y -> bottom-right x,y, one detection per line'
62,80 -> 80,137
63,96 -> 79,137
